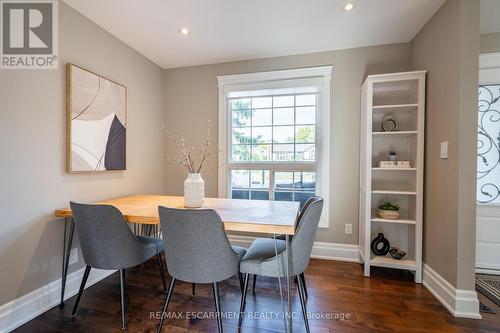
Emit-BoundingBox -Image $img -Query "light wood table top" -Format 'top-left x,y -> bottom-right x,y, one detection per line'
55,194 -> 299,235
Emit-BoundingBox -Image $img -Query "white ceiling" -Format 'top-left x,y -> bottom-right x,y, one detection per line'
63,0 -> 445,69
481,0 -> 500,34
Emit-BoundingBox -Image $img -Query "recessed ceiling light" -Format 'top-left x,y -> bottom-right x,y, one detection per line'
179,27 -> 190,35
344,2 -> 355,11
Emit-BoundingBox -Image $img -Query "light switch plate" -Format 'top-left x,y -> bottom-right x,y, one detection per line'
345,224 -> 352,235
440,142 -> 448,159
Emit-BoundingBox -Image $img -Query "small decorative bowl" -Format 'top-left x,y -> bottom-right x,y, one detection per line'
389,247 -> 407,260
377,209 -> 400,220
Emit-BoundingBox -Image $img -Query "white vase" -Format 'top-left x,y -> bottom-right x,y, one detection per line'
184,173 -> 205,208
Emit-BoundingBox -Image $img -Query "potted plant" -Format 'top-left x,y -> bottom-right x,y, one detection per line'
377,201 -> 400,220
164,124 -> 217,208
388,150 -> 397,161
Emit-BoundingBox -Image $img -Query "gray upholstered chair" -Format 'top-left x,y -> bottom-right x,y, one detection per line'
157,206 -> 247,333
70,202 -> 167,330
251,196 -> 318,297
238,196 -> 323,333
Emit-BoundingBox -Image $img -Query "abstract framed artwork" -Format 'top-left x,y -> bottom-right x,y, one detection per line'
67,63 -> 127,173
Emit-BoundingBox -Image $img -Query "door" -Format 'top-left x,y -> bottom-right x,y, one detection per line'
476,53 -> 500,275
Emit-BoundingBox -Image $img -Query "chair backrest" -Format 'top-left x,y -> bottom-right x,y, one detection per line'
288,196 -> 324,275
70,202 -> 156,270
295,196 -> 317,227
158,206 -> 241,283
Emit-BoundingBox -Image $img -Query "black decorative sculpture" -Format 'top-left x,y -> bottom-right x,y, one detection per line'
371,233 -> 390,256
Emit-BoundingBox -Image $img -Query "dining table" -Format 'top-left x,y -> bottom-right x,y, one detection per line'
54,194 -> 300,332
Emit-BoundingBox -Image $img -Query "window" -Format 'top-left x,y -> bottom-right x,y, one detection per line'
230,94 -> 316,163
477,84 -> 500,204
217,67 -> 331,227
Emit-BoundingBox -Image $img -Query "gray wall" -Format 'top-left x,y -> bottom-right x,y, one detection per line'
481,32 -> 500,53
410,0 -> 479,289
163,43 -> 411,244
0,2 -> 165,305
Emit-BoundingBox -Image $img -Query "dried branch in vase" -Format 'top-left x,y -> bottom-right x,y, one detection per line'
163,125 -> 219,174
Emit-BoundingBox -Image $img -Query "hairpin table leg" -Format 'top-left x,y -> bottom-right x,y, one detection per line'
59,217 -> 75,308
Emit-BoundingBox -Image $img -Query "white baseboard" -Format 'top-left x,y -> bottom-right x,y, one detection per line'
228,235 -> 361,263
422,264 -> 481,319
0,267 -> 116,333
310,241 -> 361,262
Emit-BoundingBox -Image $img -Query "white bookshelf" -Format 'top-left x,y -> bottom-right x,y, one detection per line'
359,71 -> 426,283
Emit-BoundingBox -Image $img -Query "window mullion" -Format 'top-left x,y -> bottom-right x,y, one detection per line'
293,95 -> 297,162
227,163 -> 314,172
250,98 -> 253,162
248,169 -> 252,199
269,170 -> 275,200
271,95 -> 274,162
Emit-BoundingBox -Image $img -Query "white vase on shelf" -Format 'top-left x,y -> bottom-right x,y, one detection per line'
184,173 -> 204,208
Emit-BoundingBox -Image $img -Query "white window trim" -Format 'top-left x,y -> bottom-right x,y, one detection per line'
217,66 -> 332,228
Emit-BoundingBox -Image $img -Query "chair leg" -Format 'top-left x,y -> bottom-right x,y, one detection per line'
119,269 -> 127,330
212,282 -> 223,333
297,274 -> 310,333
157,278 -> 176,333
300,273 -> 308,300
71,266 -> 91,316
192,283 -> 196,297
238,273 -> 249,328
252,274 -> 257,294
156,253 -> 167,294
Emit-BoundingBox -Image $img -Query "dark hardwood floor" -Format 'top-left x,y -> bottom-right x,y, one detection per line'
14,257 -> 500,332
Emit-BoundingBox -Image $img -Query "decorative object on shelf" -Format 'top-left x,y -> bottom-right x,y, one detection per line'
397,161 -> 411,168
389,247 -> 407,260
371,233 -> 391,255
66,64 -> 127,173
379,161 -> 398,168
377,202 -> 400,220
381,115 -> 399,132
164,123 -> 217,208
388,150 -> 397,161
379,160 -> 411,168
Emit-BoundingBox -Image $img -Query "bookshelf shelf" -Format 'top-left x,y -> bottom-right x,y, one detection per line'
371,217 -> 417,225
371,256 -> 416,270
372,167 -> 417,171
372,104 -> 418,113
372,131 -> 418,136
